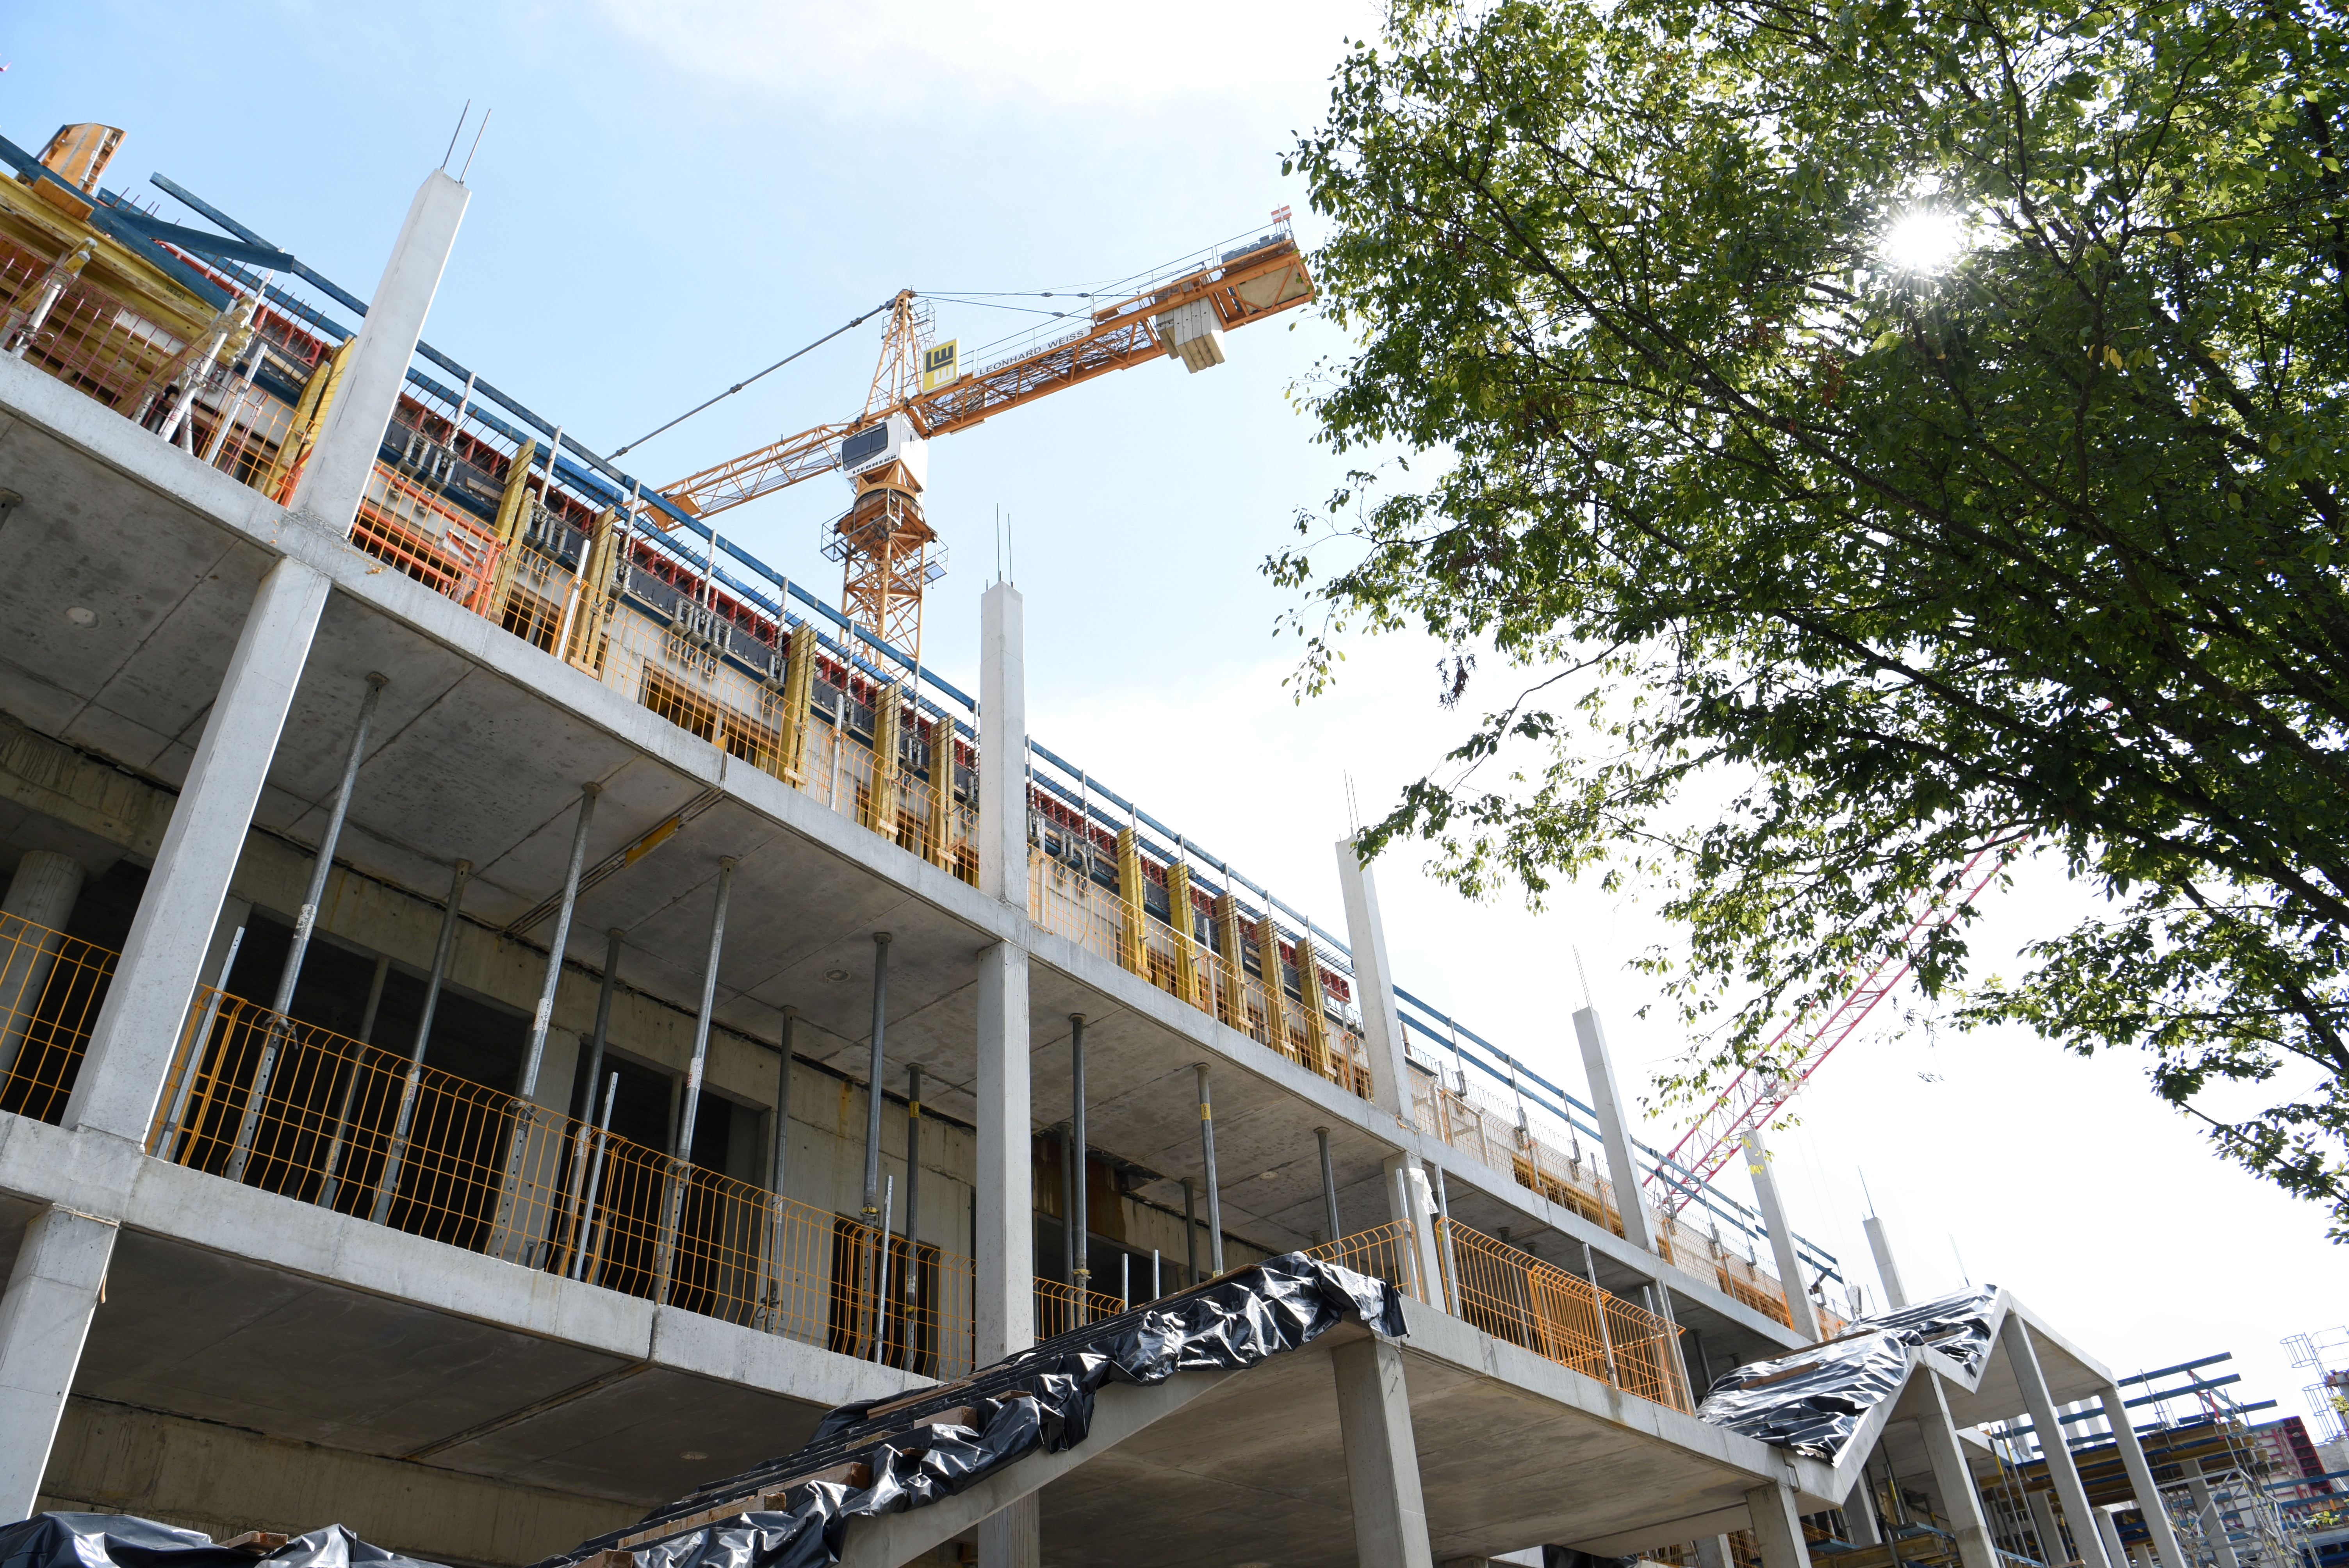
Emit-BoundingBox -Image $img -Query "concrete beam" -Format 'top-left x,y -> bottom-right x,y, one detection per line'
1741,1129 -> 1818,1342
975,941 -> 1032,1362
836,1367 -> 1240,1568
0,1203 -> 118,1522
977,583 -> 1024,906
1745,1481 -> 1809,1568
285,172 -> 469,535
1334,1333 -> 1435,1568
2001,1315 -> 2111,1568
1572,1005 -> 1657,1255
2101,1383 -> 2188,1568
1863,1216 -> 1907,1312
1915,1376 -> 1998,1568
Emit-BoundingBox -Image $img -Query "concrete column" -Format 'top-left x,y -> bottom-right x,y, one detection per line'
978,1497 -> 1039,1568
1335,834 -> 1412,1124
2002,1315 -> 2112,1568
0,852 -> 87,1080
1742,1128 -> 1820,1340
1864,1214 -> 1909,1311
1572,1004 -> 1658,1254
1381,1153 -> 1444,1306
1918,1374 -> 2000,1568
2185,1474 -> 2239,1568
974,942 -> 1032,1361
65,556 -> 331,1145
0,1204 -> 118,1523
975,943 -> 1035,1568
2028,1486 -> 2067,1566
2094,1510 -> 2128,1568
286,171 -> 470,533
977,583 -> 1026,906
1747,1480 -> 1811,1568
1846,1475 -> 1885,1546
1333,1334 -> 1434,1568
2100,1385 -> 2187,1568
1694,1536 -> 1734,1568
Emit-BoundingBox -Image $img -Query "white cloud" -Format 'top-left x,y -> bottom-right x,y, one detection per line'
594,0 -> 1379,111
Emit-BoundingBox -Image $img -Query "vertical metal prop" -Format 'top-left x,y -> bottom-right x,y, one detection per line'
516,784 -> 600,1101
861,932 -> 892,1224
656,858 -> 735,1304
1059,1122 -> 1076,1308
761,1005 -> 795,1333
371,860 -> 471,1225
557,929 -> 624,1274
1070,1014 -> 1089,1317
315,955 -> 391,1209
1182,1176 -> 1198,1287
1582,1240 -> 1620,1388
571,1072 -> 619,1283
226,673 -> 387,1181
872,1174 -> 896,1363
1196,1063 -> 1225,1276
903,1062 -> 921,1336
1392,1167 -> 1425,1302
1316,1126 -> 1341,1242
159,925 -> 244,1162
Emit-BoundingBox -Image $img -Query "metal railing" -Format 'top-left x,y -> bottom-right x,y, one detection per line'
0,912 -> 116,1123
144,986 -> 982,1379
1439,1217 -> 1693,1412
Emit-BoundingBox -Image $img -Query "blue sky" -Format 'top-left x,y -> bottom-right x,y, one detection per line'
12,0 -> 2343,1427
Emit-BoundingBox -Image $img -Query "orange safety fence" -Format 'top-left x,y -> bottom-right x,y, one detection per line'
1304,1218 -> 1422,1299
0,912 -> 116,1123
1032,1276 -> 1128,1341
1030,844 -> 1376,1102
1438,1217 -> 1693,1413
145,986 -> 981,1380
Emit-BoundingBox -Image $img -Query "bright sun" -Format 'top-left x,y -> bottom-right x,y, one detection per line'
1880,208 -> 1969,274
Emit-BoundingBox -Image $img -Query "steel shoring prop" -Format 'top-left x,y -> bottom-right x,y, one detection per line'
158,924 -> 245,1163
902,1062 -> 921,1362
554,929 -> 625,1278
1070,1014 -> 1089,1325
857,932 -> 892,1356
757,1007 -> 796,1333
313,955 -> 391,1211
372,860 -> 472,1226
486,786 -> 600,1263
226,673 -> 386,1183
1196,1063 -> 1225,1275
654,859 -> 736,1305
571,1071 -> 620,1283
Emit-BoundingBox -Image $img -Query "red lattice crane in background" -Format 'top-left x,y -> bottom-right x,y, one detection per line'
1640,841 -> 2013,1219
658,215 -> 1315,662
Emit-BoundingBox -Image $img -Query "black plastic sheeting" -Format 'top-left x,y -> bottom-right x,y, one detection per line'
0,1516 -> 450,1568
1695,1287 -> 2001,1462
530,1252 -> 1403,1568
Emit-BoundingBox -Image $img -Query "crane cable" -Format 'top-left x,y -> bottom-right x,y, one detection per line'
610,296 -> 898,460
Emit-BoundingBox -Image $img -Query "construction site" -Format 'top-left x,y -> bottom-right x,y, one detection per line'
0,114 -> 2332,1568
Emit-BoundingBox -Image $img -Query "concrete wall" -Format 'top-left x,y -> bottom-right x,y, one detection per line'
39,1397 -> 635,1568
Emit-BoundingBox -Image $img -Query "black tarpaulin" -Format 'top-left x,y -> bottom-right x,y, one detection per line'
532,1252 -> 1404,1568
1695,1287 -> 2001,1461
0,1516 -> 451,1568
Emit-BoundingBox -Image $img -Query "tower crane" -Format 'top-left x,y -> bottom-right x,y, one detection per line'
658,213 -> 1316,662
1640,839 -> 2013,1220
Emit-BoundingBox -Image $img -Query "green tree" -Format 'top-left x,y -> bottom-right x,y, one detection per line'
1279,0 -> 2349,1228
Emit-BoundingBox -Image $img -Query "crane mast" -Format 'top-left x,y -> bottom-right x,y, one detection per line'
660,215 -> 1315,660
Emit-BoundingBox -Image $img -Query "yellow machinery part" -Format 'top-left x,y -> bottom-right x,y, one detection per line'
486,438 -> 538,613
1212,894 -> 1248,1032
1255,914 -> 1289,1055
773,625 -> 816,785
264,337 -> 353,502
864,683 -> 902,838
1294,932 -> 1332,1078
1115,827 -> 1147,978
1165,863 -> 1202,1009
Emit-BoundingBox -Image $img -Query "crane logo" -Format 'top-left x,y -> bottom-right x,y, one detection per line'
920,339 -> 959,393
